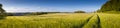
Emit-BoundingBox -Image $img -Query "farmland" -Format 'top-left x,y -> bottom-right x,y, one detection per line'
0,13 -> 120,28
98,13 -> 120,28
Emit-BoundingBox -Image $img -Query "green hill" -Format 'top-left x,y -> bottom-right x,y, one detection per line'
97,0 -> 120,13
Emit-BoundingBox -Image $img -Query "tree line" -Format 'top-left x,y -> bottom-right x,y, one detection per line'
0,4 -> 86,19
0,4 -> 6,19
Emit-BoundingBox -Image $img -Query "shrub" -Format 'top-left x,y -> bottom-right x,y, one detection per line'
74,10 -> 86,13
0,4 -> 6,19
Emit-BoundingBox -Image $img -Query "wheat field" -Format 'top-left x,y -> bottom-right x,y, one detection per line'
0,13 -> 119,28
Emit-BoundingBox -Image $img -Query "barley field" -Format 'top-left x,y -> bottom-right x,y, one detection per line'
0,13 -> 120,28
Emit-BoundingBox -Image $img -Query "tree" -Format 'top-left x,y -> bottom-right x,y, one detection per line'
97,0 -> 120,13
0,4 -> 6,19
74,10 -> 86,13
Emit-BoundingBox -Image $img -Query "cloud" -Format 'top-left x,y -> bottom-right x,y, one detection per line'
3,6 -> 58,12
4,7 -> 32,12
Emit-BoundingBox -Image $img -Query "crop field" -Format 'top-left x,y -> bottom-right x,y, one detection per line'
98,13 -> 120,28
0,13 -> 120,28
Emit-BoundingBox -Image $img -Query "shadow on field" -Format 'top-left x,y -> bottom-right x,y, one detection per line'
90,14 -> 101,28
72,14 -> 102,28
72,15 -> 94,28
96,15 -> 101,28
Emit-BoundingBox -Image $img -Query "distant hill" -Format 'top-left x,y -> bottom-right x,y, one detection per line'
97,0 -> 120,13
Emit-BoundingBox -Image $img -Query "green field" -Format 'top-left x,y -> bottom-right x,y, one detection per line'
0,13 -> 120,28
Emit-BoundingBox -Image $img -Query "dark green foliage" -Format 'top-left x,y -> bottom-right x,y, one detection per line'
26,12 -> 61,15
26,12 -> 48,15
98,0 -> 120,13
0,4 -> 6,19
6,12 -> 61,16
74,10 -> 86,13
6,12 -> 48,16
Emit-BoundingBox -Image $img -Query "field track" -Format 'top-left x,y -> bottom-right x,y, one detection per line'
0,13 -> 120,28
96,14 -> 101,28
77,14 -> 102,28
73,15 -> 94,28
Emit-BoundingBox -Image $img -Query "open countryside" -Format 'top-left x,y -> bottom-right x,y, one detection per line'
0,0 -> 120,28
0,13 -> 120,28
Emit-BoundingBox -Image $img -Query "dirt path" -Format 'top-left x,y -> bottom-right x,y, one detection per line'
73,15 -> 94,28
80,15 -> 95,28
73,14 -> 101,28
96,14 -> 101,28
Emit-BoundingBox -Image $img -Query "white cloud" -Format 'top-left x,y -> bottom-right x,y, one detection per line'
3,6 -> 58,12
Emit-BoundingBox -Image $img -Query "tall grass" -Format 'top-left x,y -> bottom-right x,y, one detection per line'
1,13 -> 119,28
0,13 -> 93,28
98,13 -> 120,28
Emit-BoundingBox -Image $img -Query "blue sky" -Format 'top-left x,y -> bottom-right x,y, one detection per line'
0,0 -> 108,12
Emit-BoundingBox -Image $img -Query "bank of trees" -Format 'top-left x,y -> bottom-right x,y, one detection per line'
7,12 -> 61,16
0,4 -> 6,19
97,0 -> 120,13
74,10 -> 86,13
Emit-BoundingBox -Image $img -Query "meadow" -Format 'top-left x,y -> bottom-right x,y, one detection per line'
0,13 -> 119,28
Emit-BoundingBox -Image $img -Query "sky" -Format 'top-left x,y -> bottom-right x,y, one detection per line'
0,0 -> 108,12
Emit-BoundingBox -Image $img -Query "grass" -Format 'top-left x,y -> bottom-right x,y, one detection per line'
81,14 -> 102,28
98,13 -> 120,28
0,13 -> 120,28
0,13 -> 94,28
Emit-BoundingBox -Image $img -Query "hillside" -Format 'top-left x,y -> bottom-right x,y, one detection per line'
97,0 -> 120,13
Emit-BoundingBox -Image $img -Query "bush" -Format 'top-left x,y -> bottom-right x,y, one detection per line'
74,10 -> 86,13
0,4 -> 6,19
